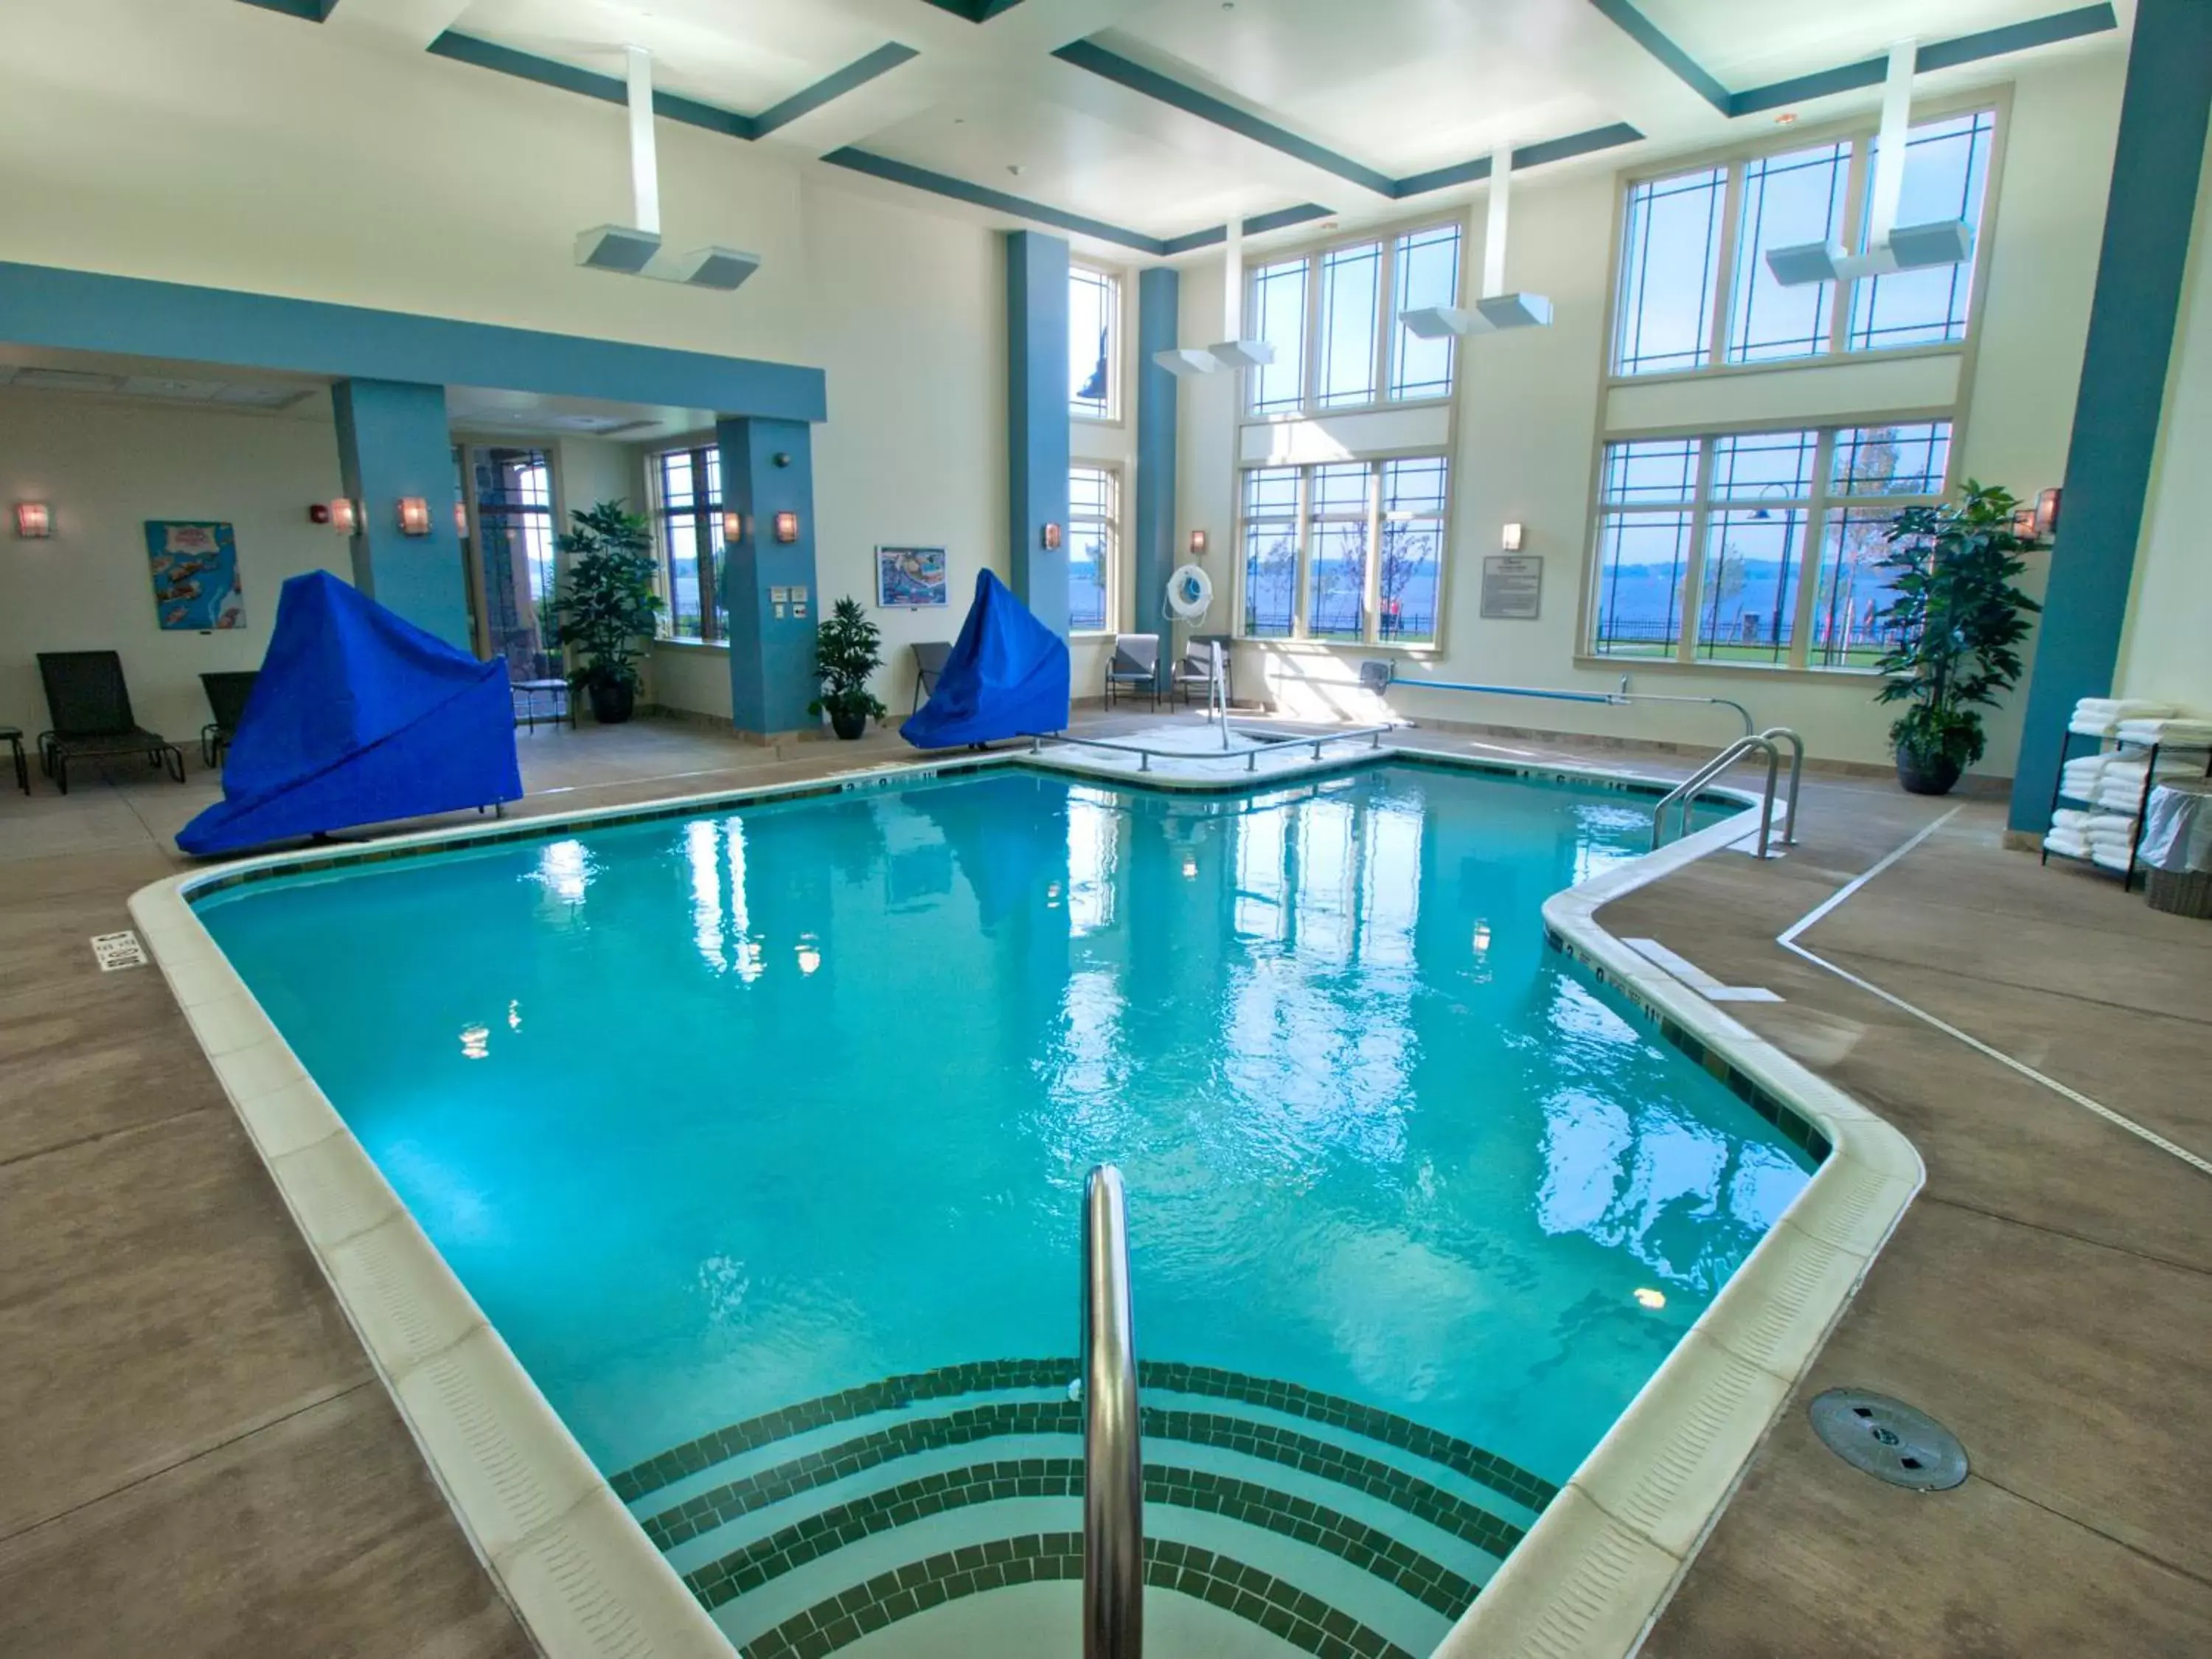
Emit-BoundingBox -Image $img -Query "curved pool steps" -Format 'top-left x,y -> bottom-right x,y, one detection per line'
613,1360 -> 1554,1658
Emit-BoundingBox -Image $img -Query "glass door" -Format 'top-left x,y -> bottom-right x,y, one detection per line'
469,446 -> 560,680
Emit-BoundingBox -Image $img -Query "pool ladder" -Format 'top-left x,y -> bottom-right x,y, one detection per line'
1082,1164 -> 1143,1659
1652,727 -> 1804,859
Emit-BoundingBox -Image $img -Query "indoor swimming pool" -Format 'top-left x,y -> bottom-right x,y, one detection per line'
195,760 -> 1815,1658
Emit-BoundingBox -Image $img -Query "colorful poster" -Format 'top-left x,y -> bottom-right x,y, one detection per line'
145,521 -> 245,630
875,545 -> 948,608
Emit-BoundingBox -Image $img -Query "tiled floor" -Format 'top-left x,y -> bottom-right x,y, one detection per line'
1,715 -> 2205,1655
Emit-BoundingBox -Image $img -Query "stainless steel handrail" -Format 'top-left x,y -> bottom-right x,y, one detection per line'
1363,661 -> 1755,736
1030,726 -> 1390,773
1653,733 -> 1782,858
1759,726 -> 1804,846
1082,1164 -> 1143,1659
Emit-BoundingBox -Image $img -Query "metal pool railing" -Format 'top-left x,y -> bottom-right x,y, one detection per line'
1081,1164 -> 1143,1659
1360,661 -> 1756,737
1029,725 -> 1391,774
1652,726 -> 1804,859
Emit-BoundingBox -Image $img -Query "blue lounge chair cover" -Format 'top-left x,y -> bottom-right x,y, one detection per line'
177,571 -> 521,854
900,568 -> 1070,748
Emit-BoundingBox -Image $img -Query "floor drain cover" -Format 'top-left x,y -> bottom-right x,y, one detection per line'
1809,1389 -> 1968,1491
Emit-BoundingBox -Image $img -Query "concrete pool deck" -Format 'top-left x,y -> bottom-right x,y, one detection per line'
1,712 -> 2206,1655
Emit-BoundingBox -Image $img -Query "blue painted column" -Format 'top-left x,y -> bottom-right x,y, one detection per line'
1006,231 -> 1070,634
1134,266 -> 1180,690
717,416 -> 819,734
2008,0 -> 2212,830
330,379 -> 471,648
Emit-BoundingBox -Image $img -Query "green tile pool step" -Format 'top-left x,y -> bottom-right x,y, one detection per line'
737,1531 -> 1419,1659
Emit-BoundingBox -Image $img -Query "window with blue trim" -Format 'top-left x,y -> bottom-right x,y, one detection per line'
1613,108 -> 1998,378
1248,220 -> 1463,417
1591,420 -> 1952,670
1069,265 -> 1119,420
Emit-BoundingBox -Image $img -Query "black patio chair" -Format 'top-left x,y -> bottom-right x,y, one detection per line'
1103,633 -> 1161,712
200,670 -> 260,768
36,651 -> 187,794
911,641 -> 952,714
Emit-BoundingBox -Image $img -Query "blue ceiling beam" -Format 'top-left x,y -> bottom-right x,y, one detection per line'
1054,39 -> 1399,198
425,32 -> 918,143
917,0 -> 1031,20
1054,40 -> 1646,204
234,0 -> 341,19
1590,1 -> 2120,119
1585,0 -> 1731,113
823,149 -> 1172,254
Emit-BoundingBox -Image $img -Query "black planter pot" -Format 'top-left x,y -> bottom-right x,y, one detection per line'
587,680 -> 636,725
1895,748 -> 1963,796
830,706 -> 869,740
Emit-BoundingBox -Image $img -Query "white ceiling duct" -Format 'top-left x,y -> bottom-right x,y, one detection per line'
1766,41 -> 1976,286
576,46 -> 761,292
1401,145 -> 1551,338
1153,220 -> 1275,376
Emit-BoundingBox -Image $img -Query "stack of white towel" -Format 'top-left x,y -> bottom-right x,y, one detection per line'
2070,697 -> 2178,737
2043,807 -> 2138,871
2060,750 -> 2201,812
2115,714 -> 2212,748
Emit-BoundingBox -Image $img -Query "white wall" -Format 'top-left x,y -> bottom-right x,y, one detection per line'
1175,55 -> 2126,772
2117,125 -> 2212,712
0,389 -> 349,743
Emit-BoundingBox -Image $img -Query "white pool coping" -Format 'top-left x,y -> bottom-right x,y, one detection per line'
131,740 -> 1919,1659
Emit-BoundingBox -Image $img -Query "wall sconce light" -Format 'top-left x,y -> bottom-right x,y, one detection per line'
396,497 -> 432,537
723,510 -> 745,544
330,498 -> 358,535
1189,529 -> 1208,557
1501,522 -> 1525,552
2011,506 -> 2038,540
2035,486 -> 2062,539
454,500 -> 470,537
773,510 -> 799,544
13,501 -> 52,538
1042,521 -> 1062,552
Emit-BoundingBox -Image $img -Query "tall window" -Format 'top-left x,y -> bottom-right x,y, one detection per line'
653,445 -> 723,642
1248,221 -> 1463,416
473,448 -> 557,676
1070,266 -> 1119,420
1613,109 -> 1997,376
1068,464 -> 1119,632
1238,456 -> 1449,646
1590,420 -> 1951,669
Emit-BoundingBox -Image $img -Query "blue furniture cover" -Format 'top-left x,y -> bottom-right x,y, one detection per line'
900,568 -> 1070,748
178,571 -> 522,855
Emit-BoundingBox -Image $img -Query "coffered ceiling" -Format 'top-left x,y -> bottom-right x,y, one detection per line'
244,0 -> 2132,257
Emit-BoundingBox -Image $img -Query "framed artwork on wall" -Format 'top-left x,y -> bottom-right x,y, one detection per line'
876,546 -> 948,608
145,521 -> 245,630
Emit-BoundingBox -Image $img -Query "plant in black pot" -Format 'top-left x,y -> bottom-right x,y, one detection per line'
1871,481 -> 2041,796
810,597 -> 886,740
552,501 -> 663,725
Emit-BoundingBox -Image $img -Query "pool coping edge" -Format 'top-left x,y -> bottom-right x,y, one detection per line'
128,740 -> 1919,1659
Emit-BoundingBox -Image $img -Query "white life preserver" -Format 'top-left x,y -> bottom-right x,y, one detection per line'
1166,563 -> 1214,622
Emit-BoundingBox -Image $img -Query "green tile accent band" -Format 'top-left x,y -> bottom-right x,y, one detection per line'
644,1397 -> 1524,1571
614,1357 -> 1552,1517
737,1532 -> 1419,1659
683,1453 -> 1479,1622
1543,925 -> 1832,1164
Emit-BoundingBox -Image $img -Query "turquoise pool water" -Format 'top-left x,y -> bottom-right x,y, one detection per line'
198,761 -> 1804,1492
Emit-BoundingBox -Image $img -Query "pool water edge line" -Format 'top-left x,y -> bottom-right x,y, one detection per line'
126,741 -> 1913,1659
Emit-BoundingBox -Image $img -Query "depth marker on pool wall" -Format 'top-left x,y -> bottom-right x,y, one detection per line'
1624,937 -> 1782,1003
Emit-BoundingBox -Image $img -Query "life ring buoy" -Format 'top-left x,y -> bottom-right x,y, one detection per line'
1166,563 -> 1213,622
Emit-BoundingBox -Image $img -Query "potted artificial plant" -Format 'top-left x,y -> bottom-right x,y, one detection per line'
552,501 -> 663,725
1871,481 -> 2042,796
810,597 -> 887,740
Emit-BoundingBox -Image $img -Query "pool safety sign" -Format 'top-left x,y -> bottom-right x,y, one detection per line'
91,930 -> 148,971
1481,555 -> 1543,620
